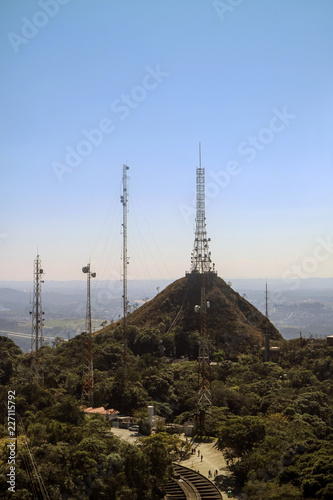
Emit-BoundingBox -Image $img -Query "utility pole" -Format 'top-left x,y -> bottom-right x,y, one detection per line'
82,262 -> 96,405
120,165 -> 130,371
192,145 -> 213,432
30,253 -> 45,385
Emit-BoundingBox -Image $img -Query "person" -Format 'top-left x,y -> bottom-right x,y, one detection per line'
214,469 -> 218,477
208,470 -> 212,477
201,455 -> 203,462
198,449 -> 200,457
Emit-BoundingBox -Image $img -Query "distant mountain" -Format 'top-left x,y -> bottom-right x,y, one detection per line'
0,287 -> 29,305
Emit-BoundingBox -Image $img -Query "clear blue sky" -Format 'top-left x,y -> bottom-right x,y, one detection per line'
1,0 -> 333,283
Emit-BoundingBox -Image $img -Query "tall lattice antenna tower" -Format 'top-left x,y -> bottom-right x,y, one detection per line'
82,262 -> 96,404
197,272 -> 212,409
264,280 -> 270,362
30,253 -> 45,384
191,146 -> 213,432
191,144 -> 214,274
121,165 -> 130,369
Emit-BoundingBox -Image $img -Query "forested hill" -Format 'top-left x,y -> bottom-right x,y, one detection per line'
103,272 -> 282,349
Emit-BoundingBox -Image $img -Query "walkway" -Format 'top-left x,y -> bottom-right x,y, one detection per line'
178,439 -> 235,499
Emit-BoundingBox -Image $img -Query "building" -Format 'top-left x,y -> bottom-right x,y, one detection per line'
82,406 -> 119,422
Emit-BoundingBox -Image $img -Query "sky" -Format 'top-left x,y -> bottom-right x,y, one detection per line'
1,0 -> 333,285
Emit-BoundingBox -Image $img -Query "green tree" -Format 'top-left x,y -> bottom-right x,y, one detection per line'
218,416 -> 266,458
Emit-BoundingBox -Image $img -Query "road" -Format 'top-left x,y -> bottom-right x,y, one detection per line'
110,426 -> 143,443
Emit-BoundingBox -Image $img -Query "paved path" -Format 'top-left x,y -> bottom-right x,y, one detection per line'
178,439 -> 234,500
110,428 -> 236,499
110,426 -> 142,443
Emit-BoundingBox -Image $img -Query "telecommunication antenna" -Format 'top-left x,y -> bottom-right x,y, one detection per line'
192,145 -> 213,431
196,273 -> 212,408
82,262 -> 96,404
264,280 -> 270,362
30,253 -> 45,384
191,143 -> 213,274
121,165 -> 130,369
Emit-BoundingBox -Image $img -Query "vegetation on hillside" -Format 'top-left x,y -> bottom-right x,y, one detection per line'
1,277 -> 333,498
103,273 -> 282,351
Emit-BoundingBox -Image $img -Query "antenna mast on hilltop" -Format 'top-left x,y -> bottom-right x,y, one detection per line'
121,165 -> 130,370
191,145 -> 214,423
82,262 -> 96,405
264,280 -> 270,362
191,143 -> 213,274
30,253 -> 45,385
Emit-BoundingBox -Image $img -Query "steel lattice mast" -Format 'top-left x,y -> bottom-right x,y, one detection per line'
82,262 -> 96,404
264,280 -> 270,362
30,254 -> 45,384
191,145 -> 213,417
197,272 -> 212,408
191,144 -> 213,274
121,165 -> 130,369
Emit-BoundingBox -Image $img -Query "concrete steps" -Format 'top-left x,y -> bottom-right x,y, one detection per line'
165,464 -> 222,500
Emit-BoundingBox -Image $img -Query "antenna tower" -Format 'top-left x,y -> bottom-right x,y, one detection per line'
82,262 -> 96,404
30,253 -> 45,384
121,165 -> 130,369
197,272 -> 212,408
191,146 -> 213,428
191,144 -> 213,274
264,280 -> 270,362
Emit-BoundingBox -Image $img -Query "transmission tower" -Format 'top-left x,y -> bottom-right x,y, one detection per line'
264,280 -> 270,362
120,165 -> 130,369
30,253 -> 45,384
191,144 -> 213,274
191,146 -> 213,432
82,262 -> 96,405
197,272 -> 212,408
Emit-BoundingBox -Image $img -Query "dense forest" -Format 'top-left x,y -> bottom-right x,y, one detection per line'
1,320 -> 333,498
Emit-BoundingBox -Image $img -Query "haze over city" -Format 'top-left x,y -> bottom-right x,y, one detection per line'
1,0 -> 333,283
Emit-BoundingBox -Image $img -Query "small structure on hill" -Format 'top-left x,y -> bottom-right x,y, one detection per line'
111,416 -> 136,429
261,345 -> 280,362
82,406 -> 119,422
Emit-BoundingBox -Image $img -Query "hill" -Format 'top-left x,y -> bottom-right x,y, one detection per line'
105,272 -> 282,349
